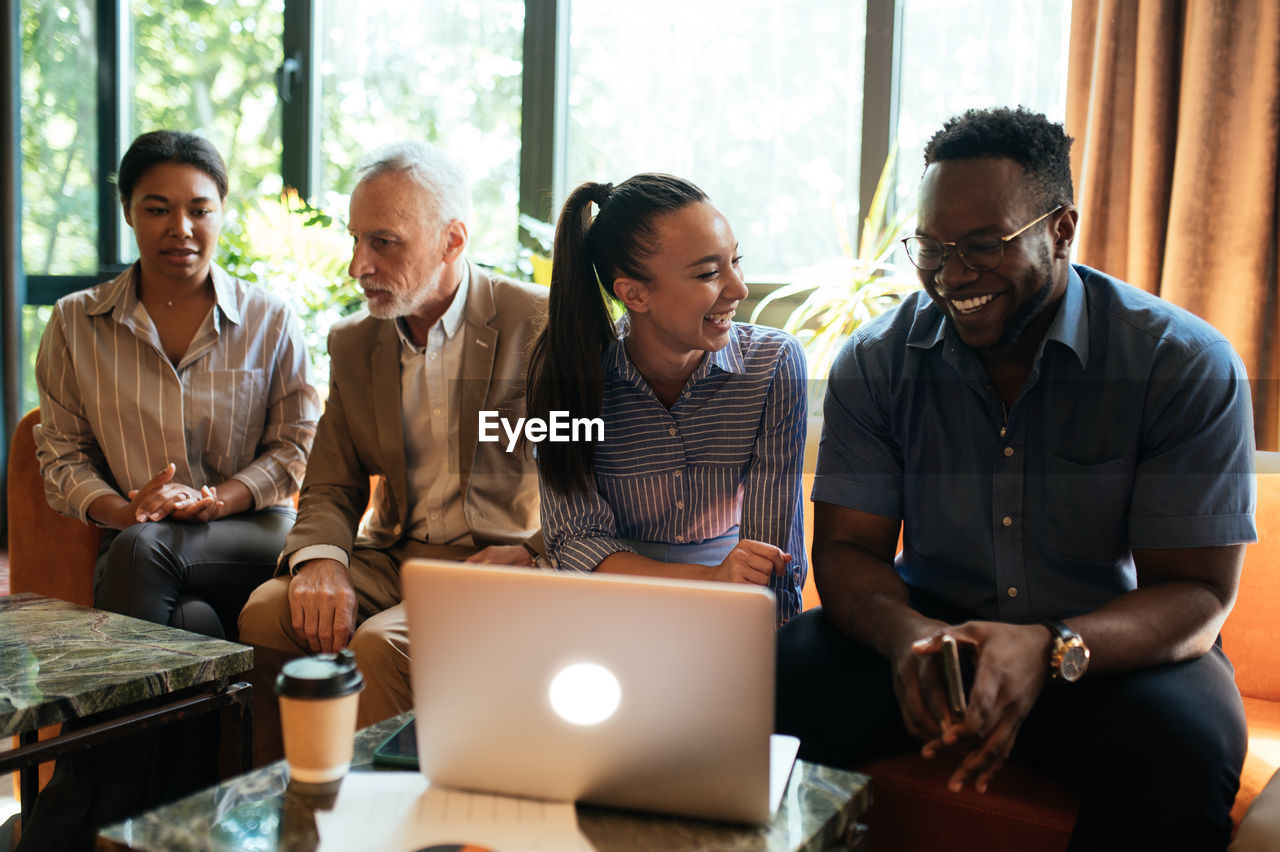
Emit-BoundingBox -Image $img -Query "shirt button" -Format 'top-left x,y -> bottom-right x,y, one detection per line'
1003,446 -> 1014,457
430,512 -> 439,520
668,427 -> 677,437
428,353 -> 437,361
393,524 -> 402,535
1007,587 -> 1018,598
675,535 -> 685,543
433,408 -> 442,417
673,470 -> 682,478
676,501 -> 684,509
1002,516 -> 1013,527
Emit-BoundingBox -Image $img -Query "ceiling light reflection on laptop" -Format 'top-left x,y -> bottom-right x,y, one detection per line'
548,662 -> 621,726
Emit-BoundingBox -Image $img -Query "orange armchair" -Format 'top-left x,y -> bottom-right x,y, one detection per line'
1222,452 -> 1280,827
7,408 -> 101,604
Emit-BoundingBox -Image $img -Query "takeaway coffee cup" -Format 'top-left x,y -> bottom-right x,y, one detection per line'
276,649 -> 364,784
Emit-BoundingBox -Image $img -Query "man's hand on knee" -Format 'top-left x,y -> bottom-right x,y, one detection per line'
288,558 -> 358,653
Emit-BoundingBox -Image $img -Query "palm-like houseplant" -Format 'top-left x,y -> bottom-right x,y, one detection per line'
750,150 -> 919,382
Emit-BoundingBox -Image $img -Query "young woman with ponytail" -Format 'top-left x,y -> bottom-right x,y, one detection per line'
526,174 -> 807,624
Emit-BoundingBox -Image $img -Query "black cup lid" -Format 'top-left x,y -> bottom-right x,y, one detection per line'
275,649 -> 364,698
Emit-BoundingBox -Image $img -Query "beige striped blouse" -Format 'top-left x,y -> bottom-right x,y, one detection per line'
34,263 -> 321,522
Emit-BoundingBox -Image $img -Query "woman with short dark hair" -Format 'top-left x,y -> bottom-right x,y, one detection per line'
34,129 -> 319,639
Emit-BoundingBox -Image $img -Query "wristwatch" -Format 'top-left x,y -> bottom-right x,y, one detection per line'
1042,620 -> 1089,682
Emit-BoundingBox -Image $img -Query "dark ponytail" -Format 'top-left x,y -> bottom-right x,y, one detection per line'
525,182 -> 617,495
526,173 -> 708,495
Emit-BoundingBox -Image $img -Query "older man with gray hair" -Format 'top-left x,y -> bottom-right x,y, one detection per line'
239,141 -> 545,726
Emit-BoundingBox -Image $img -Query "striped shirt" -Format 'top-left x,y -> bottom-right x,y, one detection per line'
541,323 -> 809,623
34,263 -> 320,521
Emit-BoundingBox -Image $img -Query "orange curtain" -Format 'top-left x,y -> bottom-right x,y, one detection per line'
1066,0 -> 1280,448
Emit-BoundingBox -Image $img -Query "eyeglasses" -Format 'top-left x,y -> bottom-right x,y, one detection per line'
900,206 -> 1064,273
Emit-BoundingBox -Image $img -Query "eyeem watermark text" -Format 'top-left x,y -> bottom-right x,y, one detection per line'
478,411 -> 605,452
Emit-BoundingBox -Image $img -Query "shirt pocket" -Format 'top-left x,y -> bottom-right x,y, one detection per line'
1041,453 -> 1134,564
184,368 -> 267,473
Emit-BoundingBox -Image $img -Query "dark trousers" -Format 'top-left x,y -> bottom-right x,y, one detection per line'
776,607 -> 1247,852
94,507 -> 294,639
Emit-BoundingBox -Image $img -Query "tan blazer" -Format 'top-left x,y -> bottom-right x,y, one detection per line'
280,265 -> 545,568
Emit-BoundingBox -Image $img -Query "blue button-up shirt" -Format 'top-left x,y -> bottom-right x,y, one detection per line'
814,264 -> 1256,622
541,323 -> 809,624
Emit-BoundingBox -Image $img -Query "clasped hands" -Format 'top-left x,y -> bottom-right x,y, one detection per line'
127,463 -> 225,525
893,620 -> 1053,794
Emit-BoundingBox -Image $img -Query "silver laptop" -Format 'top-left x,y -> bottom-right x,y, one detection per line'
400,558 -> 799,825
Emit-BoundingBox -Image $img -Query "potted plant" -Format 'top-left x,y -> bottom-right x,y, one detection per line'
750,150 -> 918,387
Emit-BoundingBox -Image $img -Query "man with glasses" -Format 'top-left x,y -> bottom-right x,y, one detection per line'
776,107 -> 1255,851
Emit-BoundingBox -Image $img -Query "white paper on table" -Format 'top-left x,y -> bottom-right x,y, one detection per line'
315,772 -> 595,852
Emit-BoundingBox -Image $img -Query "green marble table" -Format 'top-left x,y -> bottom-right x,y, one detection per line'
0,593 -> 254,823
99,712 -> 873,852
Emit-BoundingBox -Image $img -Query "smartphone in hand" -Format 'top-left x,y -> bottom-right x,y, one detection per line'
940,634 -> 967,718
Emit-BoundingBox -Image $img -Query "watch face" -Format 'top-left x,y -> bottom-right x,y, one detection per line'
1060,642 -> 1089,682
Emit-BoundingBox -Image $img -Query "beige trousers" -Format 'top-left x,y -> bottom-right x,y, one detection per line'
238,540 -> 475,728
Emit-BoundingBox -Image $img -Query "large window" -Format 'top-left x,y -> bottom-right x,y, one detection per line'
564,0 -> 866,279
10,0 -> 1073,417
314,0 -> 523,266
19,0 -> 102,418
894,0 -> 1072,199
21,0 -> 98,277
